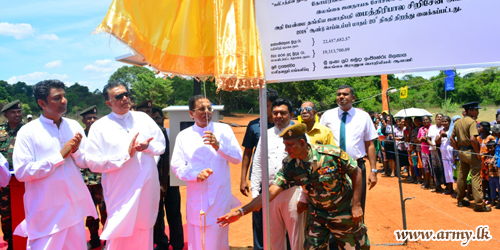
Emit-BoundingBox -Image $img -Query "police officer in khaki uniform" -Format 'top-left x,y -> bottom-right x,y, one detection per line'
451,102 -> 491,212
217,123 -> 369,249
80,105 -> 108,249
0,100 -> 24,250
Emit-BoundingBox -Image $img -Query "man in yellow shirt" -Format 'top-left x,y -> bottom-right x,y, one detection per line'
300,101 -> 335,146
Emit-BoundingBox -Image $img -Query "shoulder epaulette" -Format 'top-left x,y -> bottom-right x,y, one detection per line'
312,144 -> 342,157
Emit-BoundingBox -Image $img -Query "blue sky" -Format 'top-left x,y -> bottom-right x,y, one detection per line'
0,1 -> 128,92
0,1 -> 486,92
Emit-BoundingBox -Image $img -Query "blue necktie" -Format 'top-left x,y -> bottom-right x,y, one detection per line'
340,111 -> 348,151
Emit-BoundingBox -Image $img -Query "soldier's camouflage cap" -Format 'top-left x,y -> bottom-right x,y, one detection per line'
1,100 -> 21,113
136,100 -> 152,109
279,123 -> 307,139
79,105 -> 97,116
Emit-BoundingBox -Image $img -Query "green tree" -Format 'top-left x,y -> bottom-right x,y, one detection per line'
168,76 -> 194,106
132,71 -> 173,106
108,66 -> 152,89
21,103 -> 32,116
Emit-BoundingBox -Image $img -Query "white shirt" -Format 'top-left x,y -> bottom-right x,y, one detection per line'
84,111 -> 165,239
251,126 -> 290,198
320,107 -> 378,159
13,115 -> 97,240
0,154 -> 10,187
171,122 -> 242,226
427,125 -> 443,151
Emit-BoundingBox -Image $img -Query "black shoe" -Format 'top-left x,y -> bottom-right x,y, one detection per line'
474,205 -> 492,212
87,238 -> 101,249
457,200 -> 471,207
495,203 -> 500,209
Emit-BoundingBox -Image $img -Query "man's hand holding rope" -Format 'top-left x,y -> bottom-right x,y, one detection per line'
203,131 -> 220,151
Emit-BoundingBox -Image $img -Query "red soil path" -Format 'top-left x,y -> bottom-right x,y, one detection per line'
1,114 -> 498,249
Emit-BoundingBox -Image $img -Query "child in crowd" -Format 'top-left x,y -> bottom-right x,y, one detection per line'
492,124 -> 500,208
484,141 -> 499,208
410,145 -> 420,184
477,122 -> 495,203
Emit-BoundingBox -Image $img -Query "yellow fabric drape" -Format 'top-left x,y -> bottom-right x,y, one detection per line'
95,0 -> 266,91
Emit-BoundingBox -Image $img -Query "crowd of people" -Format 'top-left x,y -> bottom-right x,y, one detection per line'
0,78 -> 499,250
370,106 -> 500,212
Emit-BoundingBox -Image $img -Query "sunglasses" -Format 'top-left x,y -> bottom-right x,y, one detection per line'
299,107 -> 313,113
114,91 -> 130,100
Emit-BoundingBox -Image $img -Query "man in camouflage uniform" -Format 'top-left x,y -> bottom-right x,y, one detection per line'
0,100 -> 24,250
80,105 -> 107,249
217,123 -> 370,250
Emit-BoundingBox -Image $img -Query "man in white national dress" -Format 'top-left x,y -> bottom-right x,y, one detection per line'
13,79 -> 97,250
171,95 -> 242,250
84,82 -> 166,249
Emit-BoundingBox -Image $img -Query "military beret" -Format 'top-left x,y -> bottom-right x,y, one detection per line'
136,100 -> 152,109
462,101 -> 481,110
80,105 -> 97,116
1,100 -> 21,113
279,123 -> 307,139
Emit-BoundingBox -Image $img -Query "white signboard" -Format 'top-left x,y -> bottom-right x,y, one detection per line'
255,0 -> 500,82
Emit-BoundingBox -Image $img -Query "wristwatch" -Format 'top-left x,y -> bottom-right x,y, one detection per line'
238,208 -> 245,216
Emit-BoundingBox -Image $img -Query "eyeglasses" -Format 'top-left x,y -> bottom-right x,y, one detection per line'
299,107 -> 313,113
192,106 -> 214,113
114,91 -> 130,100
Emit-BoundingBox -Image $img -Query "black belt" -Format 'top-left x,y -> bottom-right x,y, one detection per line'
356,158 -> 366,164
460,146 -> 474,150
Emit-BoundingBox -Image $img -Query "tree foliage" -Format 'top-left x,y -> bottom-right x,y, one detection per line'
132,71 -> 173,106
108,65 -> 152,89
1,67 -> 499,118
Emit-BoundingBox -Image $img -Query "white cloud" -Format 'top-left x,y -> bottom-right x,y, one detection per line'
0,22 -> 59,41
84,64 -> 112,73
7,72 -> 70,84
44,60 -> 63,68
83,59 -> 120,76
94,59 -> 112,66
37,34 -> 59,41
0,22 -> 34,39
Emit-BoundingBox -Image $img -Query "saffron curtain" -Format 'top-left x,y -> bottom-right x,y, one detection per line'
95,0 -> 266,91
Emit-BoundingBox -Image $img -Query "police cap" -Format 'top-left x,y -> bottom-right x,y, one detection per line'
461,102 -> 481,110
136,100 -> 152,109
1,100 -> 21,113
279,123 -> 307,139
80,105 -> 97,116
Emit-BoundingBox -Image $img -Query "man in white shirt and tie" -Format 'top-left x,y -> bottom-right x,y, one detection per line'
320,85 -> 378,213
251,98 -> 304,250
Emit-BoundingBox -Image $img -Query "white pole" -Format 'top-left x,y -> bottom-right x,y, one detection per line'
258,83 -> 271,249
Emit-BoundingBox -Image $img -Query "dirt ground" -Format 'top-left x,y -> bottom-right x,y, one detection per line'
187,114 -> 500,249
2,113 -> 498,249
